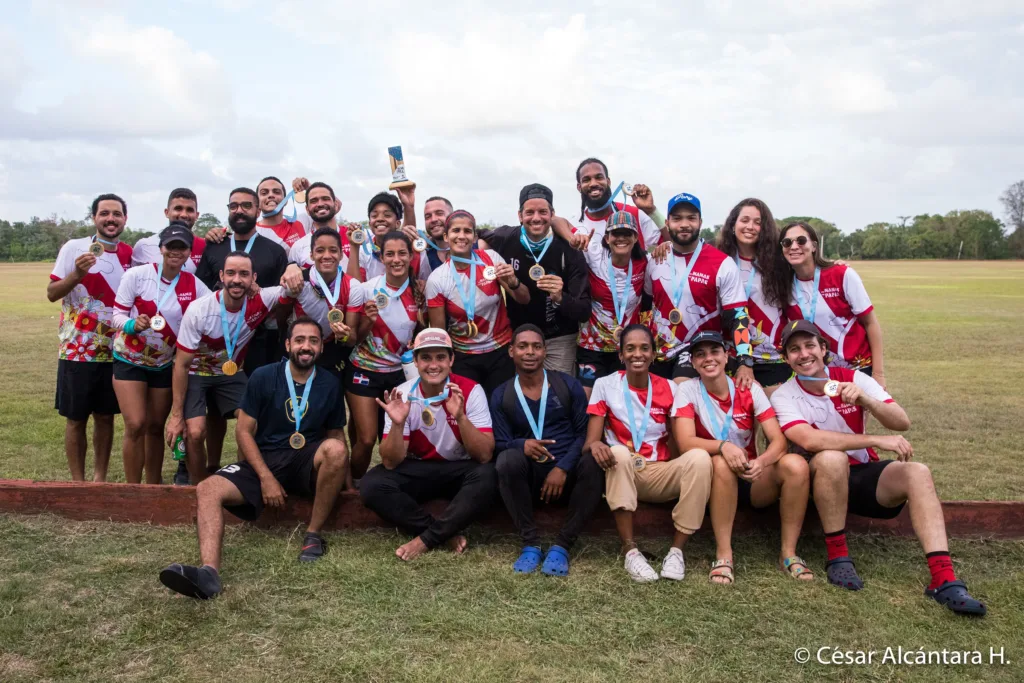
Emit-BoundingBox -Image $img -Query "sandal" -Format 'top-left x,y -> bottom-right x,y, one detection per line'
780,556 -> 814,581
708,558 -> 734,584
925,580 -> 987,616
825,556 -> 864,591
513,546 -> 542,574
541,545 -> 570,577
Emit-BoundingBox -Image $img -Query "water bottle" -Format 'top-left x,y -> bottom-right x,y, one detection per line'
401,350 -> 418,381
172,435 -> 186,462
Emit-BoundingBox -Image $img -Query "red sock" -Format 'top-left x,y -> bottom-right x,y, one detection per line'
824,530 -> 849,561
926,551 -> 956,590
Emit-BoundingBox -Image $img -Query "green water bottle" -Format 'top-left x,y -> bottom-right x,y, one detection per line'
172,435 -> 186,462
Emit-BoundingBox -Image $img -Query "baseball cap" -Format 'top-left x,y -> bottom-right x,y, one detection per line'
159,222 -> 194,248
519,183 -> 553,208
684,330 -> 725,354
607,210 -> 638,233
667,192 -> 702,217
779,319 -> 821,349
412,327 -> 453,351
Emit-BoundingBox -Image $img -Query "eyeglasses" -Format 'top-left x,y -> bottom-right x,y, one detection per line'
780,236 -> 810,249
226,202 -> 255,211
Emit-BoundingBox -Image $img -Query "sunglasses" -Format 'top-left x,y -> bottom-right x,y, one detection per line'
226,201 -> 255,211
780,235 -> 810,249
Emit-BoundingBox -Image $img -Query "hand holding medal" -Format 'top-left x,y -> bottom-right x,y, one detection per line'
132,314 -> 152,333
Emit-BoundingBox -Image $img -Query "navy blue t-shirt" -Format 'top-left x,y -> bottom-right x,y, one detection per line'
239,360 -> 347,452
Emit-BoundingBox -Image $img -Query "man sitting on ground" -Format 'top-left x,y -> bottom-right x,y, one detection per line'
158,316 -> 349,599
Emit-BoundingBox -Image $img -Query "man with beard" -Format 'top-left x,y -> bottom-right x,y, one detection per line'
131,188 -> 227,272
477,184 -> 591,374
286,182 -> 351,271
159,316 -> 349,599
422,196 -> 453,269
347,190 -> 431,282
167,251 -> 298,483
255,176 -> 305,248
644,192 -> 753,385
48,193 -> 134,481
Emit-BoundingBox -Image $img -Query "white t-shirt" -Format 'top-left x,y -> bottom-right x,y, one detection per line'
425,249 -> 513,354
735,256 -> 784,363
382,374 -> 492,461
348,276 -> 420,373
586,371 -> 678,462
785,264 -> 874,369
289,272 -> 364,342
672,379 -> 775,460
579,242 -> 648,352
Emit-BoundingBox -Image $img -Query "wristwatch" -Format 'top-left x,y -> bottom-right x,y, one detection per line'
738,356 -> 754,368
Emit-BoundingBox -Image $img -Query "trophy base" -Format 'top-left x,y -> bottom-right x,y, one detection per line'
389,180 -> 417,190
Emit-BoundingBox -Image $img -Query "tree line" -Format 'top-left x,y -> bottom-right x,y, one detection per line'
3,181 -> 1024,261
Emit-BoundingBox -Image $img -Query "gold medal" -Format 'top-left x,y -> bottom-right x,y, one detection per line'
631,453 -> 646,472
289,432 -> 306,449
535,452 -> 552,464
150,315 -> 166,332
421,408 -> 435,427
528,264 -> 545,281
374,292 -> 390,310
482,266 -> 497,281
466,321 -> 478,338
612,325 -> 624,343
668,308 -> 683,325
222,360 -> 238,376
824,380 -> 841,398
350,228 -> 367,245
89,242 -> 104,257
624,183 -> 635,196
294,190 -> 306,204
413,237 -> 427,252
327,308 -> 343,324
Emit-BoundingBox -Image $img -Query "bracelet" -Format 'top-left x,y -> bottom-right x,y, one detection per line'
509,279 -> 521,290
718,440 -> 725,455
124,319 -> 137,335
650,209 -> 666,229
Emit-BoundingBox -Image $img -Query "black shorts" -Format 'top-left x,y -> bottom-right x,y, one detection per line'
112,359 -> 173,389
754,362 -> 792,388
848,459 -> 905,519
215,441 -> 321,521
575,348 -> 623,388
55,359 -> 120,420
344,363 -> 405,398
183,372 -> 248,420
858,365 -> 873,377
649,358 -> 677,380
318,342 -> 353,382
453,346 -> 515,394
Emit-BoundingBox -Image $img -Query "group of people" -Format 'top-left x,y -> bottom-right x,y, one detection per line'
47,160 -> 985,616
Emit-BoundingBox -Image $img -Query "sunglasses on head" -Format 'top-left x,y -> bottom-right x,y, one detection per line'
780,235 -> 810,249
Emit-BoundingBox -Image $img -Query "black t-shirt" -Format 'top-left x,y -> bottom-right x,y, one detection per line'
239,359 -> 347,452
195,232 -> 289,291
480,225 -> 591,339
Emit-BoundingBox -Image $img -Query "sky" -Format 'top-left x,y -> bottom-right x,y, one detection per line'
1,0 -> 1022,233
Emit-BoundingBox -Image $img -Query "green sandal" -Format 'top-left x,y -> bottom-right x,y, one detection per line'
780,556 -> 814,581
709,559 -> 734,584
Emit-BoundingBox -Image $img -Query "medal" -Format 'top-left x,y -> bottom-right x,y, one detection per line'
606,254 -> 633,345
824,380 -> 841,398
89,242 -> 104,257
150,315 -> 166,332
631,454 -> 646,472
668,308 -> 683,325
372,278 -> 408,313
294,190 -> 306,204
350,228 -> 367,245
413,237 -> 427,252
219,292 -> 247,378
222,360 -> 238,376
536,452 -> 552,464
327,308 -> 343,324
528,264 -> 545,281
699,377 -> 736,443
421,408 -> 435,427
668,240 -> 705,332
285,362 -> 316,451
624,184 -> 635,196
151,262 -> 181,335
374,291 -> 390,309
793,267 -> 821,324
515,371 -> 551,463
482,265 -> 497,281
407,378 -> 449,428
449,253 -> 484,339
612,326 -> 624,343
519,227 -> 553,284
466,321 -> 478,338
289,432 -> 306,449
621,374 -> 654,471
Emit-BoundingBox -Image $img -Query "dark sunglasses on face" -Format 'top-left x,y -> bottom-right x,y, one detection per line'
781,235 -> 810,249
226,202 -> 255,211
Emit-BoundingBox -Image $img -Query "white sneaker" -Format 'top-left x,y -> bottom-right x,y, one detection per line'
660,547 -> 686,580
624,548 -> 659,583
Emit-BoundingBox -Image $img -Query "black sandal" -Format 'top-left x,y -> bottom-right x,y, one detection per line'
825,556 -> 864,591
926,580 -> 987,616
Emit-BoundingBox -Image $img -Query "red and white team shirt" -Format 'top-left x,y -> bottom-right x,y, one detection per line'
256,219 -> 306,248
785,264 -> 873,370
176,287 -> 287,376
50,237 -> 134,362
288,271 -> 364,342
736,256 -> 784,363
579,242 -> 648,352
357,240 -> 432,283
574,203 -> 662,251
349,275 -> 419,373
771,368 -> 894,464
382,374 -> 492,461
425,249 -> 512,354
644,243 -> 745,362
672,380 -> 775,460
112,264 -> 210,368
131,234 -> 207,274
288,227 -> 352,271
587,371 -> 677,463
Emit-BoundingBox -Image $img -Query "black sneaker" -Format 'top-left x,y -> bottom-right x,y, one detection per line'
298,533 -> 327,563
173,462 -> 190,486
159,563 -> 221,599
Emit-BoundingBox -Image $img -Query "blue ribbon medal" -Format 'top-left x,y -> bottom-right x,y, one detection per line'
621,373 -> 654,471
313,267 -> 344,323
148,262 -> 181,332
699,377 -> 737,442
409,378 -> 450,427
515,370 -> 551,462
668,240 -> 704,326
261,189 -> 297,222
606,254 -> 633,344
520,226 -> 553,280
449,252 -> 489,338
793,266 -> 821,323
797,365 -> 840,397
218,292 -> 248,376
285,362 -> 316,449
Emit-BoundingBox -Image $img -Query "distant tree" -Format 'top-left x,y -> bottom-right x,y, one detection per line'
999,180 -> 1024,232
193,212 -> 222,238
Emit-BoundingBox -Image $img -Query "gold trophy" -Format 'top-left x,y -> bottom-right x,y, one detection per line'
388,146 -> 416,190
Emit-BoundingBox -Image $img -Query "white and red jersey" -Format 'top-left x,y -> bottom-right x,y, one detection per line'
131,233 -> 207,274
672,379 -> 775,460
382,374 -> 492,461
771,368 -> 894,464
574,203 -> 662,251
735,256 -> 784,363
112,264 -> 210,368
425,249 -> 512,354
645,243 -> 746,362
785,264 -> 873,370
289,271 -> 364,343
579,242 -> 648,352
256,219 -> 305,248
587,371 -> 677,463
356,240 -> 432,283
51,237 -> 134,362
288,226 -> 352,271
349,275 -> 420,373
176,287 -> 287,376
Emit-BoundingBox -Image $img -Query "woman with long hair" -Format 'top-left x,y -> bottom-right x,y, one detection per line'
717,198 -> 791,391
346,230 -> 427,480
426,210 -> 530,393
774,222 -> 885,386
576,210 -> 649,398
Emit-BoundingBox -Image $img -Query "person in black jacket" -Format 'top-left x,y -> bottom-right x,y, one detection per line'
478,184 -> 590,374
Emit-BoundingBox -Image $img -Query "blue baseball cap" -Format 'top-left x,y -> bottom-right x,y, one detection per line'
667,192 -> 701,217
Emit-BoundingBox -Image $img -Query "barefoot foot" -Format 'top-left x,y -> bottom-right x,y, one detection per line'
396,537 -> 429,561
445,535 -> 468,555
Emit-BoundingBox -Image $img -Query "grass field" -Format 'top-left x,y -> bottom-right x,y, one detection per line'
2,260 -> 1024,683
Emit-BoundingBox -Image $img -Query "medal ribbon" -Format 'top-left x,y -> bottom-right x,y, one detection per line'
285,362 -> 316,435
92,235 -> 119,248
586,181 -> 626,216
793,267 -> 821,323
219,292 -> 248,363
514,370 -> 549,441
796,366 -> 830,383
734,256 -> 756,300
450,252 -> 486,321
261,189 -> 298,222
670,240 -> 704,308
620,373 -> 653,456
154,262 -> 182,317
419,229 -> 449,253
606,253 -> 633,329
375,278 -> 410,305
698,377 -> 737,442
408,378 -> 450,408
230,233 -> 256,254
519,226 -> 553,266
312,267 -> 343,308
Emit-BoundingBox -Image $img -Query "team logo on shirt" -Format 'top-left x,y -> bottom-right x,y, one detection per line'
285,398 -> 310,423
352,373 -> 370,386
